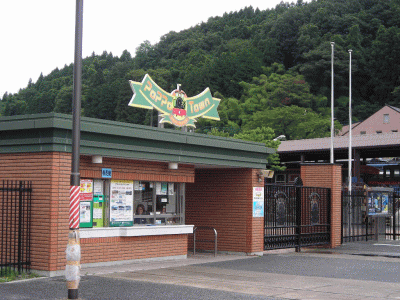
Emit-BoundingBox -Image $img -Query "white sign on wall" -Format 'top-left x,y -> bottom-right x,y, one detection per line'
253,187 -> 264,218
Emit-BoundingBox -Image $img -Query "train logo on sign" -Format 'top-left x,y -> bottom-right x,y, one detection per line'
128,74 -> 220,127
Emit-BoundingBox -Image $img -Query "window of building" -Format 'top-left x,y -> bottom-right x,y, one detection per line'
394,170 -> 400,177
81,179 -> 185,228
132,181 -> 184,225
360,131 -> 366,135
383,114 -> 390,124
376,130 -> 382,134
392,130 -> 398,133
385,169 -> 391,177
275,174 -> 286,183
289,174 -> 299,183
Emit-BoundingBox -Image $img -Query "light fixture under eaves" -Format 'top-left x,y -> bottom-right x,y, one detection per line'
92,155 -> 103,164
168,162 -> 178,170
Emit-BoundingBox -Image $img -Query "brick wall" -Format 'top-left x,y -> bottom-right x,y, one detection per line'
0,152 -> 195,272
186,168 -> 264,254
80,235 -> 188,264
80,156 -> 195,183
301,164 -> 342,248
0,152 -> 68,271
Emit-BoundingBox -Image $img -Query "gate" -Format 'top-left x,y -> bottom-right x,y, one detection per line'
264,184 -> 331,250
385,188 -> 400,240
0,181 -> 32,276
342,189 -> 373,242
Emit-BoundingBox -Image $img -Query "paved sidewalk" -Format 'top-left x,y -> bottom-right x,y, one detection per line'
303,239 -> 400,258
3,241 -> 400,300
102,261 -> 400,300
73,241 -> 400,300
81,252 -> 255,275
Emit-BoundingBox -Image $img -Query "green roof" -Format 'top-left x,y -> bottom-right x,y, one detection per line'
0,113 -> 273,169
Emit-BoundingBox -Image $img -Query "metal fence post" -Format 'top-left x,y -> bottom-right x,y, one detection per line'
17,181 -> 23,273
295,185 -> 302,252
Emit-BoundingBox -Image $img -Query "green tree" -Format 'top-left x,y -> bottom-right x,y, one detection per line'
208,39 -> 264,98
3,94 -> 26,116
54,86 -> 73,114
207,128 -> 230,138
243,105 -> 341,140
134,40 -> 158,69
368,25 -> 400,107
299,39 -> 349,102
233,127 -> 284,171
238,65 -> 327,124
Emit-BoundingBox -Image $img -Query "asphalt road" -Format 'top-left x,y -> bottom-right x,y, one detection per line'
0,275 -> 277,300
1,246 -> 400,300
199,252 -> 400,283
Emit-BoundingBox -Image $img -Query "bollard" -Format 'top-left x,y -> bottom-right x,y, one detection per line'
66,229 -> 80,299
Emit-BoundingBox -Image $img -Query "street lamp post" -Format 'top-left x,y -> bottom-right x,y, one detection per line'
66,1 -> 83,299
348,49 -> 353,239
330,42 -> 335,164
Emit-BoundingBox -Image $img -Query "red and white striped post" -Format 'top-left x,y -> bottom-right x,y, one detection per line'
69,186 -> 80,229
66,1 -> 83,299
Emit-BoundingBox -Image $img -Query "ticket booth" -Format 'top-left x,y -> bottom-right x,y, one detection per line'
0,113 -> 274,276
367,187 -> 394,240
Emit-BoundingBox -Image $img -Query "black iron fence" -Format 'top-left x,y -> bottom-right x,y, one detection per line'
386,190 -> 400,240
0,181 -> 32,276
341,189 -> 373,242
264,184 -> 331,250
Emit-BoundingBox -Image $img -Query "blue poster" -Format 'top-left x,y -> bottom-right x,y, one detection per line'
253,187 -> 264,218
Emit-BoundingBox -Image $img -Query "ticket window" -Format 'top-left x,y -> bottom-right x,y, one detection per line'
80,179 -> 185,227
133,181 -> 185,225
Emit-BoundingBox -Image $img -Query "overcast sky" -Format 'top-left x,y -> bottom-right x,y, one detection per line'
0,0 -> 305,97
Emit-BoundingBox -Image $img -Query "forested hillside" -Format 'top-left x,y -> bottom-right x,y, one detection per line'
2,0 -> 400,142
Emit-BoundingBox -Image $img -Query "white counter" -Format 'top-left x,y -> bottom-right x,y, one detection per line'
80,225 -> 194,239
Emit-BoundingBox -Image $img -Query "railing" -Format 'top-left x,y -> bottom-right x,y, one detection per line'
386,191 -> 400,240
342,189 -> 373,242
193,226 -> 217,257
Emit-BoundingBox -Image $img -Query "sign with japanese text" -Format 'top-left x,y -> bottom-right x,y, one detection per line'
80,179 -> 93,201
102,168 -> 112,178
253,187 -> 264,218
109,180 -> 134,227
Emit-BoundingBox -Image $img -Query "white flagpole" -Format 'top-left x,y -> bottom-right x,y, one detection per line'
348,49 -> 353,195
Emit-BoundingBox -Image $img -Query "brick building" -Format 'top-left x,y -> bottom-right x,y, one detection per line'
0,113 -> 273,276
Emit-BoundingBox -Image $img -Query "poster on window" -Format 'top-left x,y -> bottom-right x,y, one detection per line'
253,187 -> 264,218
134,181 -> 140,191
156,182 -> 168,195
110,180 -> 134,227
93,179 -> 103,196
367,188 -> 392,216
168,183 -> 175,195
80,201 -> 92,223
80,179 -> 93,201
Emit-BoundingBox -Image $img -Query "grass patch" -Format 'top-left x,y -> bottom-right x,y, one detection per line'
0,268 -> 40,282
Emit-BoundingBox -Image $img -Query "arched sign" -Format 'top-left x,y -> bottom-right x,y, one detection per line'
128,74 -> 220,127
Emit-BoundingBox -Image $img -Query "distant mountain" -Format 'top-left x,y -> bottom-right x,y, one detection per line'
2,0 -> 399,140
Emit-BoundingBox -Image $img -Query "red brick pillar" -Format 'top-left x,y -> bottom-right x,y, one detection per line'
186,168 -> 264,255
247,169 -> 265,255
301,164 -> 342,248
